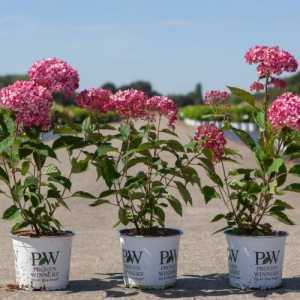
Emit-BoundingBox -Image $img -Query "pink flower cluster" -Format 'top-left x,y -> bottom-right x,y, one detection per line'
268,92 -> 300,131
250,81 -> 264,92
0,81 -> 52,130
146,96 -> 178,127
111,89 -> 148,119
204,90 -> 230,105
271,78 -> 287,89
28,58 -> 79,97
76,88 -> 178,127
76,88 -> 113,113
245,46 -> 298,77
194,124 -> 226,161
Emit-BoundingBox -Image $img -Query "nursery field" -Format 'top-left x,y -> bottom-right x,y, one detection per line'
0,120 -> 299,300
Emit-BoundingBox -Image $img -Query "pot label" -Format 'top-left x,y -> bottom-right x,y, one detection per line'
255,250 -> 280,265
122,250 -> 144,281
228,248 -> 240,280
159,249 -> 177,281
30,251 -> 60,283
253,250 -> 281,282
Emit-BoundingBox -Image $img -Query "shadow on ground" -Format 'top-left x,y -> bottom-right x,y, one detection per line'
66,272 -> 300,298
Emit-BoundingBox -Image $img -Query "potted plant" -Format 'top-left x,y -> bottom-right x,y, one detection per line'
198,46 -> 299,289
75,89 -> 205,289
0,58 -> 84,290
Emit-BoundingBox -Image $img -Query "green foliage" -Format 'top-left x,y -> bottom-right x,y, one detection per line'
83,115 -> 203,235
0,109 -> 91,236
52,104 -> 120,125
202,76 -> 299,236
180,104 -> 255,122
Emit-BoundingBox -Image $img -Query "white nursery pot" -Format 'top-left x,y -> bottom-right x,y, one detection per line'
120,228 -> 182,289
225,231 -> 287,290
11,231 -> 73,291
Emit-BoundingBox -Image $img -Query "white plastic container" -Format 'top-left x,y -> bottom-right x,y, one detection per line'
225,231 -> 287,289
120,228 -> 182,289
11,231 -> 73,290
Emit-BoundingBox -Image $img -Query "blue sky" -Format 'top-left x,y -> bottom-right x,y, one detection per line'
0,0 -> 299,94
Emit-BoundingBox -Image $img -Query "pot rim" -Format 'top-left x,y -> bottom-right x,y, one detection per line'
119,227 -> 183,238
224,229 -> 288,239
10,230 -> 74,239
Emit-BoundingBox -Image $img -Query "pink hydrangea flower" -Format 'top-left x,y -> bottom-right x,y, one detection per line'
245,46 -> 298,77
268,92 -> 300,131
146,96 -> 178,127
28,58 -> 79,97
111,89 -> 148,119
194,124 -> 226,161
204,90 -> 230,105
271,78 -> 287,89
76,88 -> 113,113
250,81 -> 264,92
0,80 -> 53,131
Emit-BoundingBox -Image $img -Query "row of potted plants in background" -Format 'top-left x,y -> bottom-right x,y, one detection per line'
0,45 -> 299,291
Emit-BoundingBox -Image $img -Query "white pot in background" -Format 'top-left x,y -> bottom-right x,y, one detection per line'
11,231 -> 73,290
225,231 -> 287,289
120,228 -> 182,289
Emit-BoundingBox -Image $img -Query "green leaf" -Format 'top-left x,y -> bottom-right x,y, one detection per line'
0,165 -> 9,185
21,161 -> 30,176
154,206 -> 165,224
71,157 -> 89,173
47,189 -> 60,199
3,205 -> 19,220
270,210 -> 294,225
289,164 -> 300,177
231,127 -> 256,150
11,221 -> 30,233
45,164 -> 60,175
33,152 -> 46,170
181,166 -> 201,187
97,157 -> 119,188
3,111 -> 16,134
49,175 -> 71,190
52,135 -> 85,150
90,199 -> 110,206
96,144 -> 117,157
0,137 -> 13,153
227,86 -> 256,107
24,176 -> 38,188
168,195 -> 183,216
119,124 -> 130,140
284,183 -> 300,193
166,140 -> 185,152
273,199 -> 293,209
202,185 -> 218,203
72,191 -> 96,199
276,164 -> 287,187
267,158 -> 284,175
253,111 -> 265,129
119,208 -> 129,225
175,181 -> 192,204
211,214 -> 225,222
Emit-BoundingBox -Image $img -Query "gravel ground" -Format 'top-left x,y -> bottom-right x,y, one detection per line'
0,121 -> 300,300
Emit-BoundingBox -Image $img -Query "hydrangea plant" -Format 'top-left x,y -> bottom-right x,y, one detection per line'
74,88 -> 208,235
200,45 -> 300,235
0,58 -> 85,236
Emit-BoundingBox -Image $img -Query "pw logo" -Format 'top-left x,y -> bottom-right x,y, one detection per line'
255,250 -> 280,265
160,249 -> 177,265
32,251 -> 60,266
123,250 -> 143,264
228,249 -> 239,263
